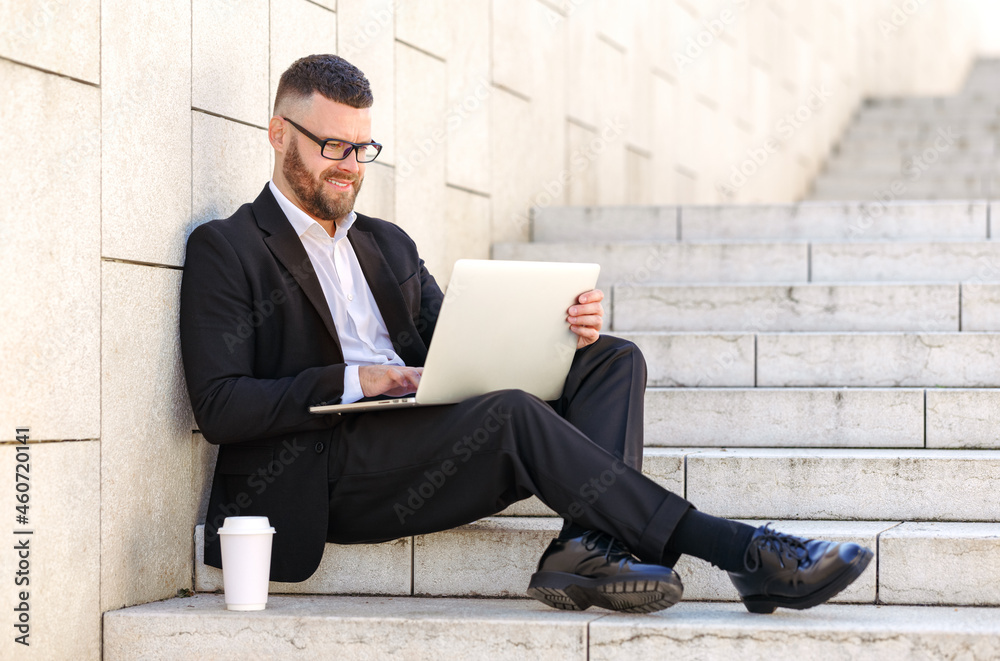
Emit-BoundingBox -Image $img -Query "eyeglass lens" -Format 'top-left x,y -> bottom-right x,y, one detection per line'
322,141 -> 379,163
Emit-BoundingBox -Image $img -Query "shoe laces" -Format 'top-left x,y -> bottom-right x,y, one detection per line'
743,523 -> 810,573
581,530 -> 635,563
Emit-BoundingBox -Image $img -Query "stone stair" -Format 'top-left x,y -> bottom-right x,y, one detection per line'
809,59 -> 1000,201
105,196 -> 1000,655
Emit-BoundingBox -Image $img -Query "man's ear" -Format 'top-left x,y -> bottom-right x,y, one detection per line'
268,116 -> 286,153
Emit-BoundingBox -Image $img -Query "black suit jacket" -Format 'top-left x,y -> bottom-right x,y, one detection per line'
180,185 -> 444,581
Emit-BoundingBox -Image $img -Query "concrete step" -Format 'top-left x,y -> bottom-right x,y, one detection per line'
813,173 -> 997,188
687,448 -> 1000,520
833,137 -> 996,154
499,241 -> 1000,287
533,202 -> 989,242
103,595 -> 1000,660
809,189 -> 994,202
845,124 -> 1000,141
627,331 -> 986,388
645,387 -> 924,448
848,117 -> 1000,131
810,180 -> 996,199
811,241 -> 1000,282
192,517 -> 1000,606
755,332 -> 1000,387
492,241 -> 808,288
644,387 -> 1000,449
823,158 -> 999,177
612,282 -> 963,332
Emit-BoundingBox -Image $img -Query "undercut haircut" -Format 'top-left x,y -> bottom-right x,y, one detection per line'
274,54 -> 373,115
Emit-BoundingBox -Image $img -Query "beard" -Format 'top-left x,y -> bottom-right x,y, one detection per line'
283,137 -> 364,222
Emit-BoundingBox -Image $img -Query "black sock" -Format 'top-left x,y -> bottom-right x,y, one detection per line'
557,521 -> 590,540
662,508 -> 757,572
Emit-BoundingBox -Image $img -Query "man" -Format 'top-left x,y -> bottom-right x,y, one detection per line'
181,54 -> 871,615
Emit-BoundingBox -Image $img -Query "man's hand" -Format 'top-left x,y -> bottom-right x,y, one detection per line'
568,289 -> 604,350
359,365 -> 423,398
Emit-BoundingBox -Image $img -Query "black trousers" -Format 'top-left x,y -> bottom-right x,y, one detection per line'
326,335 -> 693,565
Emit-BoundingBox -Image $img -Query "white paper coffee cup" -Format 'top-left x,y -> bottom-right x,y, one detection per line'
218,516 -> 276,611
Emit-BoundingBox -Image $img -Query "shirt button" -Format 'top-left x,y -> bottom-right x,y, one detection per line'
314,442 -> 325,453
347,294 -> 354,301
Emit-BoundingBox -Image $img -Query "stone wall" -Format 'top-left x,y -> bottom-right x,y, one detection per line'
0,0 -> 994,658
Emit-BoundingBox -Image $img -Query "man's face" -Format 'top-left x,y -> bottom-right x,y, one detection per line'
275,93 -> 371,224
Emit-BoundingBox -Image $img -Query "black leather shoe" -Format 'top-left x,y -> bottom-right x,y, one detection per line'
526,530 -> 683,613
727,524 -> 873,614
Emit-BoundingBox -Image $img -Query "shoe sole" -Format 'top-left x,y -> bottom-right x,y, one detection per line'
527,571 -> 683,614
740,547 -> 875,614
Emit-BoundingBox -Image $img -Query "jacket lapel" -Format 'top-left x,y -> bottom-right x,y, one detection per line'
251,186 -> 344,356
348,228 -> 426,365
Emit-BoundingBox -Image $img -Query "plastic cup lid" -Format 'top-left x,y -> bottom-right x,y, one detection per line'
218,516 -> 276,534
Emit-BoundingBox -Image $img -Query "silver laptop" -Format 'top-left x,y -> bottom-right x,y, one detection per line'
309,259 -> 600,414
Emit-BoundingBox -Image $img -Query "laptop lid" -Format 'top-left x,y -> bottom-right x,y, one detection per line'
413,259 -> 600,405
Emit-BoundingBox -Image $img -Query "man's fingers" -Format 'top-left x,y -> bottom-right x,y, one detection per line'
567,314 -> 603,328
578,289 -> 605,305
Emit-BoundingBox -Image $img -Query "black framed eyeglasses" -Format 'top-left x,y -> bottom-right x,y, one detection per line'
282,117 -> 382,163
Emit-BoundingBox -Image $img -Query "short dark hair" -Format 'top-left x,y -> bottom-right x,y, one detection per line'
274,54 -> 373,114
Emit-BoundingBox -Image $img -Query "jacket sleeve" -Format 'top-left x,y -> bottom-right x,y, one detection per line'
179,222 -> 345,444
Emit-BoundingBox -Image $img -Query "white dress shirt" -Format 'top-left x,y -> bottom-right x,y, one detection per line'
269,180 -> 404,404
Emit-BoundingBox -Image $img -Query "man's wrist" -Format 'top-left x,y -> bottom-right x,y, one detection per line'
342,365 -> 364,404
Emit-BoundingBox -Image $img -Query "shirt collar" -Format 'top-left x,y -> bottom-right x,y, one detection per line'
268,179 -> 357,241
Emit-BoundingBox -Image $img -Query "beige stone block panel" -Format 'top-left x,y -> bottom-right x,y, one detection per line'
101,262 -> 198,612
102,0 -> 192,267
0,0 -> 99,83
565,121 -> 598,207
442,187 -> 491,286
354,160 -> 396,223
491,0 -> 536,99
489,88 -> 532,243
0,61 -> 100,442
650,74 -> 678,204
394,44 -> 448,279
0,440 -> 100,660
338,0 -> 396,165
625,147 -> 653,204
396,0 -> 446,58
566,0 -> 600,127
192,0 -> 269,127
270,0 -> 338,111
191,112 -> 271,230
445,0 -> 491,194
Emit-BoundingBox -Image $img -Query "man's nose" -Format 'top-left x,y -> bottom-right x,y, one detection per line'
336,150 -> 361,173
